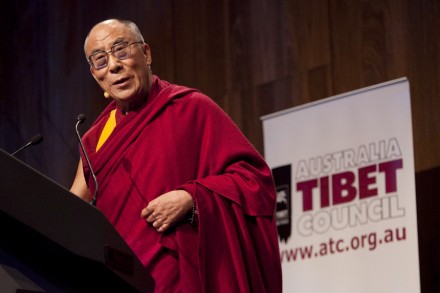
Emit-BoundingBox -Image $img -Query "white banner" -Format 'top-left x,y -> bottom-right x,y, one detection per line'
262,78 -> 420,292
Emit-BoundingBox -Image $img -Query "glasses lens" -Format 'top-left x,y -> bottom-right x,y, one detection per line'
91,53 -> 108,69
113,43 -> 129,60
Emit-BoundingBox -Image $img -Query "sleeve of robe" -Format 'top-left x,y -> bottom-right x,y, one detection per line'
160,92 -> 283,293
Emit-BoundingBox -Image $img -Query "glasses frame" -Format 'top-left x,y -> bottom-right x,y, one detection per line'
87,41 -> 144,70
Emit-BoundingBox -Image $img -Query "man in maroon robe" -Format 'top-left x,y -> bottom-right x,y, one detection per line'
71,19 -> 282,292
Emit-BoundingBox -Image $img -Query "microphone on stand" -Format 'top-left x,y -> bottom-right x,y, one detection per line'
11,134 -> 44,156
75,114 -> 98,206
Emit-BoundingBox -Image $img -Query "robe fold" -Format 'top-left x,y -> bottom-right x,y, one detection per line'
80,76 -> 282,292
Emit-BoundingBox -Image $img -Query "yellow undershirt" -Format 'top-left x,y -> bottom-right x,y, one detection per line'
96,109 -> 117,152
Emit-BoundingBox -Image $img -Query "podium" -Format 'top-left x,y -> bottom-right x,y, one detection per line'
0,149 -> 154,292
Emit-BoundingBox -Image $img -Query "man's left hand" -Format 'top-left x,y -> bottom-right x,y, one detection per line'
141,190 -> 193,232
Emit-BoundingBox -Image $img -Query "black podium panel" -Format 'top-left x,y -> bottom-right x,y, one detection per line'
0,149 -> 154,292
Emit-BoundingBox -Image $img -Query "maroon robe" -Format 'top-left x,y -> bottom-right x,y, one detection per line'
80,76 -> 282,292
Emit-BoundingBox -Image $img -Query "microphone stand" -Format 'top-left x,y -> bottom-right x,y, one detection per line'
75,115 -> 98,206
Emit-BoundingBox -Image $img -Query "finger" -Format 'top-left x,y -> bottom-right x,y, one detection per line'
141,206 -> 153,218
146,213 -> 157,223
152,219 -> 162,228
157,223 -> 169,233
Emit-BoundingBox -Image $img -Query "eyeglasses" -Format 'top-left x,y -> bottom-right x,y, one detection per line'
87,41 -> 144,70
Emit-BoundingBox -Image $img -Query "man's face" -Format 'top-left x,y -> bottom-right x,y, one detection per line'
85,20 -> 152,109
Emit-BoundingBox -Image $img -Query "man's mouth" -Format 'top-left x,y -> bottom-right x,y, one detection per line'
113,77 -> 130,86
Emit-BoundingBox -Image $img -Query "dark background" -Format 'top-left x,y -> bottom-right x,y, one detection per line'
0,0 -> 438,291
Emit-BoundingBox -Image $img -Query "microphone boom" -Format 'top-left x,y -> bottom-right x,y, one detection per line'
75,114 -> 99,206
11,134 -> 44,156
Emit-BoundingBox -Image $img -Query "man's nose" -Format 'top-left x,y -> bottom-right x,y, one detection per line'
108,54 -> 122,72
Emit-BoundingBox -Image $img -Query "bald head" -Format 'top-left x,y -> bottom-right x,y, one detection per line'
84,19 -> 144,58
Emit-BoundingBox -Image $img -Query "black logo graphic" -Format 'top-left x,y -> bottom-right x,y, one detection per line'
272,164 -> 292,243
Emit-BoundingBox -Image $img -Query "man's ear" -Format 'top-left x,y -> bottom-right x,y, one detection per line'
143,43 -> 152,65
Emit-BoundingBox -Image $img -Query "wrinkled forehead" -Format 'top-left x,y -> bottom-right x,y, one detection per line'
85,22 -> 135,54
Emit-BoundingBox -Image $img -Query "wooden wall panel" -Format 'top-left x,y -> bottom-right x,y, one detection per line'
171,1 -> 227,99
407,0 -> 440,172
289,0 -> 333,102
140,1 -> 175,81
